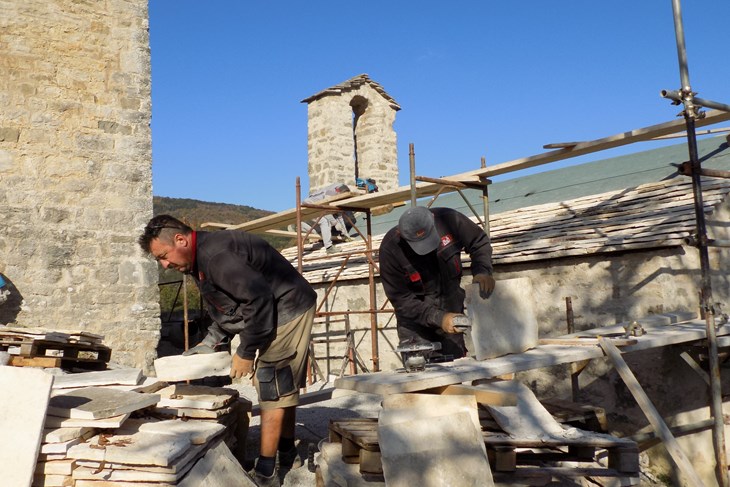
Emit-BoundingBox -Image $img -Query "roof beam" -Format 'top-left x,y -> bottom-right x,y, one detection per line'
202,109 -> 730,233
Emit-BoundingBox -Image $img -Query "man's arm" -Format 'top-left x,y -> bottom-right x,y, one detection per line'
379,240 -> 444,329
448,209 -> 495,297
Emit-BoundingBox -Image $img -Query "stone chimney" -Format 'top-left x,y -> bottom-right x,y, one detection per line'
301,74 -> 400,193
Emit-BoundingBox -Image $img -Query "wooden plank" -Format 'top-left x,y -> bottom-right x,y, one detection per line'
598,337 -> 705,487
9,355 -> 61,367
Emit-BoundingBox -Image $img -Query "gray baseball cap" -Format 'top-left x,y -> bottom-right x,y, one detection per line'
398,206 -> 440,255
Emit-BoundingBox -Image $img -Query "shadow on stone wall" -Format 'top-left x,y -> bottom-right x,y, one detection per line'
0,274 -> 22,324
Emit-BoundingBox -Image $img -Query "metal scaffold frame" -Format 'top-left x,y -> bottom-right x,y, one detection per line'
662,1 -> 730,484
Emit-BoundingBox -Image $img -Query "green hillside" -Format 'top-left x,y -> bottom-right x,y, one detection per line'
152,196 -> 295,316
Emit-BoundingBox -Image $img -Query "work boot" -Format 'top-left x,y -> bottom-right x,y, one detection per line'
247,467 -> 280,487
277,444 -> 303,470
325,245 -> 337,254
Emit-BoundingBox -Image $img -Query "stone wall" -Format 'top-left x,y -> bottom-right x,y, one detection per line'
306,83 -> 398,193
0,0 -> 160,371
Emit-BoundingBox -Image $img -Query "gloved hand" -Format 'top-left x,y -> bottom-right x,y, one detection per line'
182,343 -> 216,356
472,274 -> 496,298
441,312 -> 459,334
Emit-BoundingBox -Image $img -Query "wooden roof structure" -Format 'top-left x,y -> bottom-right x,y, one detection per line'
201,109 -> 730,235
279,175 -> 730,284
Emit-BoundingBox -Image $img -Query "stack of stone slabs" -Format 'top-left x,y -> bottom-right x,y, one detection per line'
34,368 -> 252,486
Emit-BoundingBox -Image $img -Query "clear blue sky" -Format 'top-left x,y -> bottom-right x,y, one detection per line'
148,1 -> 730,212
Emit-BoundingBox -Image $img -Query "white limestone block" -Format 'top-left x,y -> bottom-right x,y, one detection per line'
153,352 -> 231,381
466,279 -> 539,361
378,393 -> 493,487
47,387 -> 160,419
0,366 -> 54,487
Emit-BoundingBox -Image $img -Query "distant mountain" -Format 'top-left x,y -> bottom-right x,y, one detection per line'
153,196 -> 294,250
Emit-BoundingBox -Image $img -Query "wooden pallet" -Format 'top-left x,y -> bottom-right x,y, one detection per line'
1,338 -> 111,370
327,415 -> 639,484
328,418 -> 382,475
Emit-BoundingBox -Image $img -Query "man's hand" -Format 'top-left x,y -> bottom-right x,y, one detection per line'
182,344 -> 215,356
441,312 -> 460,334
230,354 -> 254,380
472,274 -> 496,298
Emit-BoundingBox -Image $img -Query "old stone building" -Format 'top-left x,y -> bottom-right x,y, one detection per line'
0,0 -> 159,370
302,74 -> 400,193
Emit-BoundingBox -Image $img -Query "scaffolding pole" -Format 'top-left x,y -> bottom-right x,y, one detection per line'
669,1 -> 728,485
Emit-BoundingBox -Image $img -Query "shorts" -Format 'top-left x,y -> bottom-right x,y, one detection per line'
253,304 -> 315,410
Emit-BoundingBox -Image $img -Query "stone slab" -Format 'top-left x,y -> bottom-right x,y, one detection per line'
156,384 -> 238,410
378,394 -> 493,487
177,440 -> 257,487
75,481 -> 174,487
379,393 -> 482,432
317,441 -> 385,486
75,439 -> 209,474
153,352 -> 231,382
40,429 -> 93,454
31,473 -> 72,486
47,387 -> 160,419
154,403 -> 235,419
0,366 -> 54,487
51,368 -> 143,389
34,459 -> 76,476
44,412 -> 130,429
118,418 -> 226,445
335,317 -> 721,395
43,426 -> 93,443
67,429 -> 191,467
466,279 -> 539,361
484,380 -> 567,438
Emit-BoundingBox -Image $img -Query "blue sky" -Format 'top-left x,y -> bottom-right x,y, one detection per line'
148,1 -> 730,212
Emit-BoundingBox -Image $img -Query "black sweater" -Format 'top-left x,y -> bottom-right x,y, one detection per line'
191,230 -> 316,359
378,207 -> 493,330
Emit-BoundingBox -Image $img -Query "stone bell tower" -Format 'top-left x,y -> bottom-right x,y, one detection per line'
301,74 -> 400,193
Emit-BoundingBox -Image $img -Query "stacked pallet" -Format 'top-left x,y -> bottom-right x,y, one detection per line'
0,325 -> 111,370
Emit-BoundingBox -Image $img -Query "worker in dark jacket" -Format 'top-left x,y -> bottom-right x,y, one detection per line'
138,215 -> 316,487
379,206 -> 495,361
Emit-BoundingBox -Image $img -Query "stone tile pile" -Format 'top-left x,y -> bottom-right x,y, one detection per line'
32,368 -> 253,487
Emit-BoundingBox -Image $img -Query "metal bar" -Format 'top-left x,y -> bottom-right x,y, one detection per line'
670,1 -> 728,484
481,157 -> 491,237
415,175 -> 489,190
366,210 -> 380,372
183,274 -> 189,353
455,188 -> 485,227
296,177 -> 303,274
662,90 -> 730,113
409,143 -> 417,207
676,161 -> 730,180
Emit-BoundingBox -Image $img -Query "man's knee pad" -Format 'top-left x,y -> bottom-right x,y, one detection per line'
256,365 -> 296,402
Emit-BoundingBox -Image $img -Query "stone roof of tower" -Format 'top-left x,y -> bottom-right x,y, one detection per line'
301,73 -> 401,110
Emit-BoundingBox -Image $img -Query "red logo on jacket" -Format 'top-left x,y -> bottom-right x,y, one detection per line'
440,234 -> 453,247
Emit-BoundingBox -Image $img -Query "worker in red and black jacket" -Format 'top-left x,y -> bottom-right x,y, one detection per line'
139,215 -> 316,487
379,206 -> 495,361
